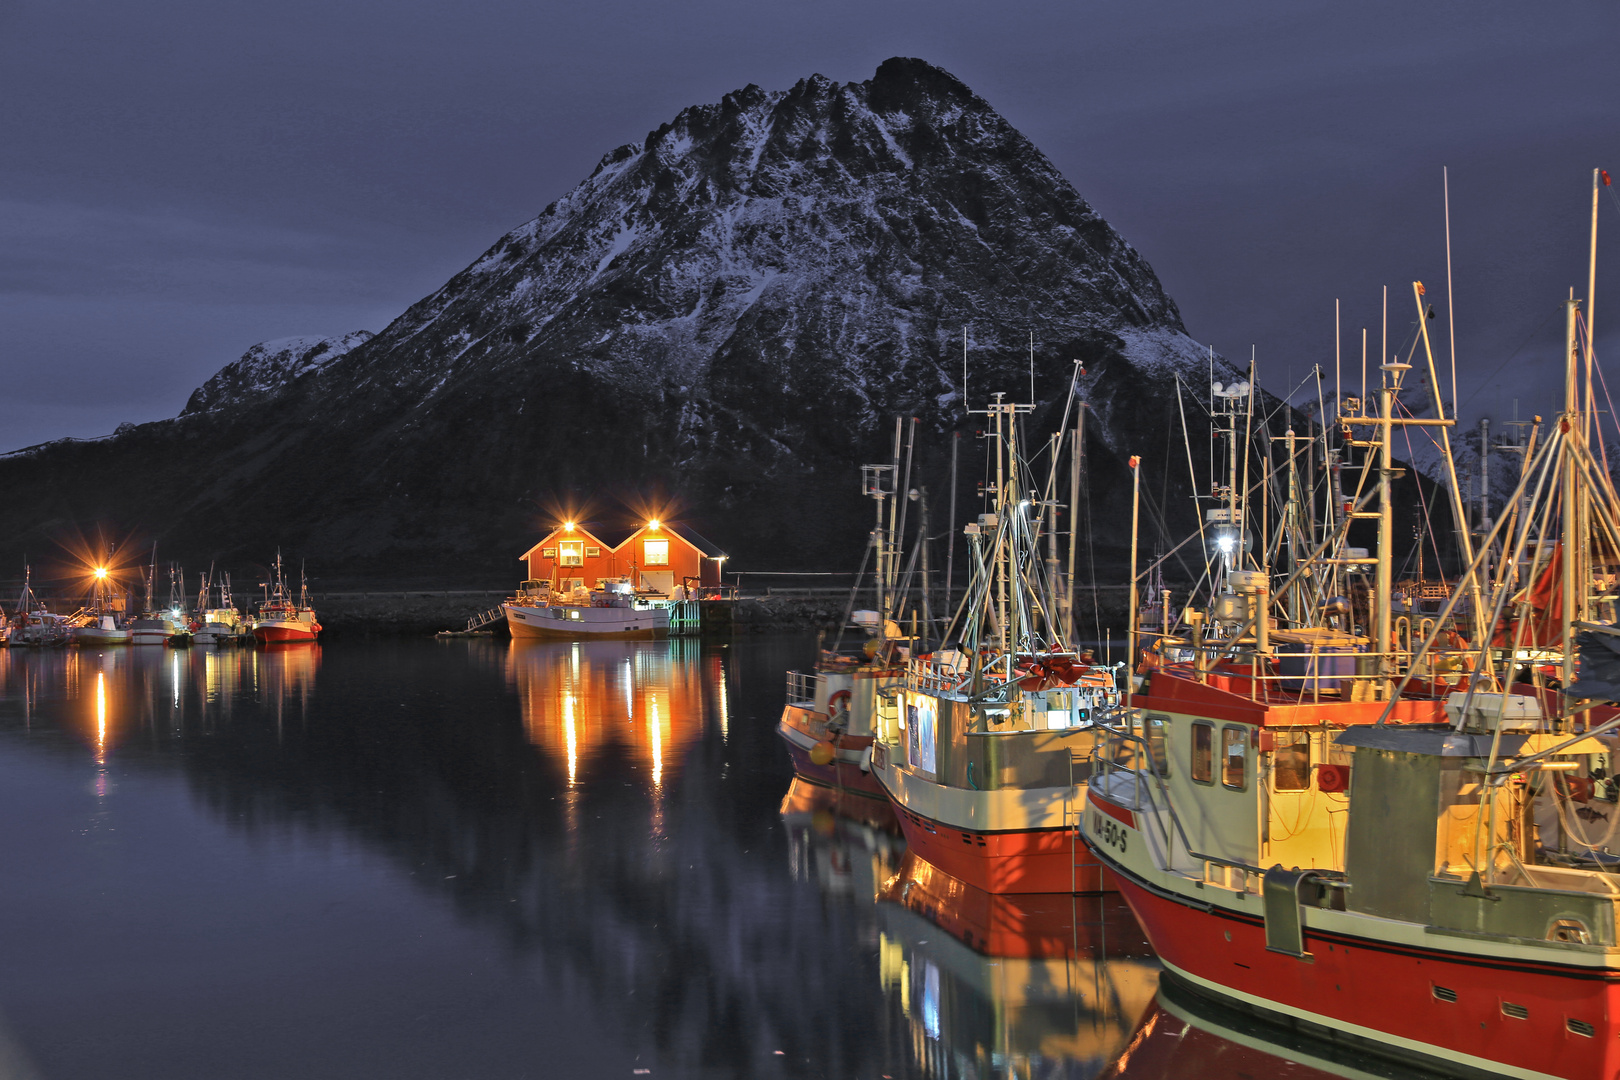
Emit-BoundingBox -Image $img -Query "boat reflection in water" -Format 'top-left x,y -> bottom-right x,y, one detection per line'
879,853 -> 1158,1078
781,777 -> 906,898
0,641 -> 320,750
1104,976 -> 1448,1080
505,638 -> 726,787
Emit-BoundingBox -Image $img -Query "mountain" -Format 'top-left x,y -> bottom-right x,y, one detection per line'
181,332 -> 374,416
0,57 -> 1233,581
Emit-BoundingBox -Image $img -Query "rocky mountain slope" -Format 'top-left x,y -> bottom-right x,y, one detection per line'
181,332 -> 374,416
0,58 -> 1236,580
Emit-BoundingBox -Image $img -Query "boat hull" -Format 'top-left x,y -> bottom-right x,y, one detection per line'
504,602 -> 668,640
1087,785 -> 1620,1080
776,709 -> 884,799
874,748 -> 1112,894
253,622 -> 319,644
73,628 -> 130,645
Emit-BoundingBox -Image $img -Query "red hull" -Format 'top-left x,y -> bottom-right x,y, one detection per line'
253,624 -> 319,644
887,800 -> 1113,895
880,852 -> 1146,960
1107,856 -> 1620,1078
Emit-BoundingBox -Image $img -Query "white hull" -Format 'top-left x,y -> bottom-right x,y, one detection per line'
504,602 -> 668,639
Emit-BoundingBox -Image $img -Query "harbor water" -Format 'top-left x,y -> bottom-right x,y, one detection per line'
0,637 -> 1384,1079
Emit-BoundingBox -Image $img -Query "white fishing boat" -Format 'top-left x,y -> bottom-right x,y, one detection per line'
503,579 -> 669,639
70,563 -> 130,645
868,393 -> 1126,894
194,572 -> 249,645
7,568 -> 71,647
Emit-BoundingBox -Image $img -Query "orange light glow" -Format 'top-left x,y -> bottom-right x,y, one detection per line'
564,522 -> 575,532
93,567 -> 108,580
647,520 -> 660,530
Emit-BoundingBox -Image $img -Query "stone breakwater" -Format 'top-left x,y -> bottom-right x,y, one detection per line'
301,585 -> 1135,637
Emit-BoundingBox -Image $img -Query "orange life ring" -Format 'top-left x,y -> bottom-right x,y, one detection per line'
827,689 -> 852,717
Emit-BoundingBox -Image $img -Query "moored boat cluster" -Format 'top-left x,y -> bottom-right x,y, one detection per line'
3,550 -> 320,648
778,181 -> 1620,1079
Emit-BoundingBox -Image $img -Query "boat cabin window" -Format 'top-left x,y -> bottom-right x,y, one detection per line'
559,541 -> 585,567
1272,732 -> 1310,791
1221,726 -> 1248,790
1145,715 -> 1171,778
1191,722 -> 1214,784
644,540 -> 669,566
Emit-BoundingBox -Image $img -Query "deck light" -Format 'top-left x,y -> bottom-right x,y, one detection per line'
93,567 -> 108,580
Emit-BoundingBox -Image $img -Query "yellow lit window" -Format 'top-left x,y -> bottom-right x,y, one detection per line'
559,541 -> 584,567
644,539 -> 669,566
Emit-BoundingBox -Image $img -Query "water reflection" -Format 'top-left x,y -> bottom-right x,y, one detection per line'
506,638 -> 723,789
0,639 -> 1413,1080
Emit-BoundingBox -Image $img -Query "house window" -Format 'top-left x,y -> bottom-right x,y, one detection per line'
1191,722 -> 1213,784
1273,732 -> 1311,791
559,541 -> 584,567
1222,726 -> 1249,790
644,539 -> 669,566
584,546 -> 602,558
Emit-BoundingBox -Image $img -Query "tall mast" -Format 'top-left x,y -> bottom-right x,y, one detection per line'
1563,297 -> 1582,691
994,395 -> 1008,656
1376,366 -> 1395,697
1065,407 -> 1083,645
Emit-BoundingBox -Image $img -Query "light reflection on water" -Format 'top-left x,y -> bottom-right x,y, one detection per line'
0,639 -> 1393,1080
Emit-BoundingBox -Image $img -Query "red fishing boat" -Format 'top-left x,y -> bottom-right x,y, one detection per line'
1088,205 -> 1620,1079
868,393 -> 1125,894
252,552 -> 320,644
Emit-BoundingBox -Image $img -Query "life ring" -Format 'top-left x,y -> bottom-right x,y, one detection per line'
826,689 -> 853,718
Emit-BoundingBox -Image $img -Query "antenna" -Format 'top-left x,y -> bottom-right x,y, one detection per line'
962,326 -> 969,413
1444,166 -> 1458,413
1335,299 -> 1341,405
1028,330 -> 1035,406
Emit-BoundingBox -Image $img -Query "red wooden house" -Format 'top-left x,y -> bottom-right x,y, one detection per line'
519,519 -> 726,596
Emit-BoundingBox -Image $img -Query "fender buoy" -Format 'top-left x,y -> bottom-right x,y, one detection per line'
859,744 -> 874,773
809,740 -> 836,766
827,689 -> 852,718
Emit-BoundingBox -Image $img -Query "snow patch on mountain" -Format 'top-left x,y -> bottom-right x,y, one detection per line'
181,331 -> 374,415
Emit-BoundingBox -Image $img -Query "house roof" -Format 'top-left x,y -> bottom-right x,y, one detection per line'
519,520 -> 725,561
664,522 -> 725,558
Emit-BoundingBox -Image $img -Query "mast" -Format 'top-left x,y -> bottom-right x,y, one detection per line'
945,432 -> 959,620
994,394 -> 1008,656
1065,408 -> 1083,645
1127,455 -> 1141,711
885,418 -> 902,621
1045,430 -> 1060,637
1376,367 -> 1395,697
1563,297 -> 1581,692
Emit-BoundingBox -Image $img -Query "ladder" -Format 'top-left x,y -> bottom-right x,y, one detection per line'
464,605 -> 506,632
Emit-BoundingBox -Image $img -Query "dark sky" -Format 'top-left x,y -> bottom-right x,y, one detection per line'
3,1 -> 1618,452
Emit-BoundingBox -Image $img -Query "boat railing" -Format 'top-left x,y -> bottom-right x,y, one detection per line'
1087,725 -> 1195,874
1155,638 -> 1484,704
904,655 -> 971,695
784,670 -> 821,709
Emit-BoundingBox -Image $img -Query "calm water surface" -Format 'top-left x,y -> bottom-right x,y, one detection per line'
0,637 -> 1361,1079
